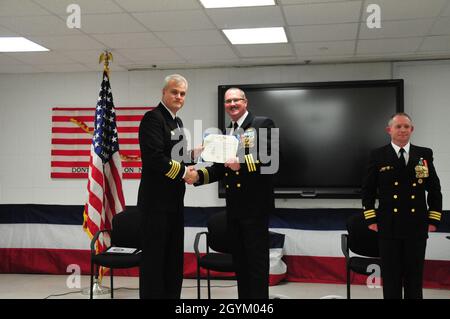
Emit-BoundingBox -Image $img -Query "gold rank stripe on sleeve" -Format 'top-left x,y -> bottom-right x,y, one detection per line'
364,209 -> 376,219
428,211 -> 442,221
245,154 -> 257,172
165,160 -> 181,179
200,167 -> 209,185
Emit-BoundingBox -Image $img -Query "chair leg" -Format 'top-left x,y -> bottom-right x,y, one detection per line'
197,263 -> 201,299
207,269 -> 211,299
109,268 -> 114,299
90,261 -> 95,299
346,264 -> 351,299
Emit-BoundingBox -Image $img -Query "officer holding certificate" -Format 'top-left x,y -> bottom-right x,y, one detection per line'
194,87 -> 277,299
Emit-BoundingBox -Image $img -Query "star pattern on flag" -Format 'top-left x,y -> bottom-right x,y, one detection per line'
93,74 -> 120,163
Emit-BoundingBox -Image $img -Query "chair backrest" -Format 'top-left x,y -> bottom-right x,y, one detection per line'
207,210 -> 231,254
111,208 -> 142,249
346,214 -> 379,257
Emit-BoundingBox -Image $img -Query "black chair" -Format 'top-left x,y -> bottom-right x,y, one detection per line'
89,208 -> 142,299
193,210 -> 235,299
341,213 -> 381,299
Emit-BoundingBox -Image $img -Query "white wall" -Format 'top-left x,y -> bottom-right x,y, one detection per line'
0,61 -> 447,209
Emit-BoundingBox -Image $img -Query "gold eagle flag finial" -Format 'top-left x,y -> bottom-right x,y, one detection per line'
99,51 -> 113,74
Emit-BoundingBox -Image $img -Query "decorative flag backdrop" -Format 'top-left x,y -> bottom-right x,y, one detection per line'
51,106 -> 153,179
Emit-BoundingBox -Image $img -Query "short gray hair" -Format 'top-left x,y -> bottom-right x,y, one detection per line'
163,74 -> 188,89
388,112 -> 412,126
224,87 -> 246,100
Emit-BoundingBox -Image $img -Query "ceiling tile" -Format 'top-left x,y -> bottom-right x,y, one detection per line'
0,15 -> 82,36
357,38 -> 423,54
295,40 -> 355,56
359,19 -> 435,39
206,7 -> 284,29
0,54 -> 23,65
114,0 -> 201,12
0,64 -> 42,73
419,36 -> 450,51
91,32 -> 166,49
239,56 -> 297,65
173,45 -> 238,62
0,25 -> 18,36
35,63 -> 92,73
0,0 -> 50,16
34,0 -> 124,15
155,30 -> 227,47
27,35 -> 105,51
132,10 -> 215,31
279,0 -> 344,3
429,17 -> 450,35
362,0 -> 447,20
289,23 -> 358,42
61,49 -> 132,65
116,48 -> 185,64
80,13 -> 147,34
8,51 -> 76,65
235,44 -> 294,57
443,2 -> 450,16
283,1 -> 362,25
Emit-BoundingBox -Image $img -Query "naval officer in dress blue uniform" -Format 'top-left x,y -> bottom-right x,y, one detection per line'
362,112 -> 442,299
194,88 -> 277,299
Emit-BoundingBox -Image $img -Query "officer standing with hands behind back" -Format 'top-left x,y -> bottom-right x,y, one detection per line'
362,112 -> 442,299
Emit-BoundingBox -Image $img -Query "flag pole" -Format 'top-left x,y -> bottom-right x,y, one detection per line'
81,51 -> 114,297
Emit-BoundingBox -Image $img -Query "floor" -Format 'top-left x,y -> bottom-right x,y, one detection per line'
0,274 -> 449,299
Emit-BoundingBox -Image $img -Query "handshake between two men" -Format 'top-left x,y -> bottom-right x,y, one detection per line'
183,159 -> 241,185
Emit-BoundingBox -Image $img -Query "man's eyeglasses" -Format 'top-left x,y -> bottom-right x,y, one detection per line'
224,98 -> 246,104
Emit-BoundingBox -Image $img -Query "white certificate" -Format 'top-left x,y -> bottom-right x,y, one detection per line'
201,134 -> 239,163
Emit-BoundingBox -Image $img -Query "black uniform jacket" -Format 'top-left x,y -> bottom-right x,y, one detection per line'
195,112 -> 276,219
362,144 -> 442,239
137,103 -> 188,213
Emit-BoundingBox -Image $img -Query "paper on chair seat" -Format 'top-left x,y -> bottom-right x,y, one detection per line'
105,247 -> 138,254
201,134 -> 239,163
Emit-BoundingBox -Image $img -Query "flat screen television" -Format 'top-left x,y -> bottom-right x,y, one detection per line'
217,79 -> 404,198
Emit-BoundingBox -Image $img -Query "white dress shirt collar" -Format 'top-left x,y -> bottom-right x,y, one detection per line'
161,101 -> 176,120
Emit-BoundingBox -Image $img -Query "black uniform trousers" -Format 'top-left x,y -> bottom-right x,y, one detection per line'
139,205 -> 184,299
228,214 -> 269,299
379,237 -> 427,299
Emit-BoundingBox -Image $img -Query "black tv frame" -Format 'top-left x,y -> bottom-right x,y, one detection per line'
217,79 -> 404,199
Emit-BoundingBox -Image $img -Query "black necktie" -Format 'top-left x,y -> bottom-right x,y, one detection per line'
175,117 -> 182,128
399,148 -> 406,168
232,122 -> 239,135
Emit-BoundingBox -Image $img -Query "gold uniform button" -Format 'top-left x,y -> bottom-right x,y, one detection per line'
226,185 -> 229,188
237,183 -> 241,188
394,208 -> 398,213
394,182 -> 399,186
411,208 -> 415,213
393,195 -> 398,199
235,171 -> 239,175
411,195 -> 415,199
413,183 -> 417,187
225,173 -> 228,176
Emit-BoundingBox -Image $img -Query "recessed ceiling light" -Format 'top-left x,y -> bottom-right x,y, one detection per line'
0,37 -> 49,52
200,0 -> 275,8
223,27 -> 287,45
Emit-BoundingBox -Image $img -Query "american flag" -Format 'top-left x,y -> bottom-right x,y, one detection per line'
82,71 -> 126,252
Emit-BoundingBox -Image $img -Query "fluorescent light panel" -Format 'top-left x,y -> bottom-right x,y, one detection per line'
200,0 -> 275,8
223,27 -> 287,45
0,37 -> 49,52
